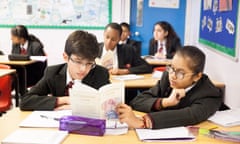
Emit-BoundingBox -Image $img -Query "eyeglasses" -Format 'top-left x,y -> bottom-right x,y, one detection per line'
69,57 -> 96,69
166,65 -> 195,80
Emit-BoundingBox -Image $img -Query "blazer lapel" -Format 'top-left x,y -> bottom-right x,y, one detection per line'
54,64 -> 67,96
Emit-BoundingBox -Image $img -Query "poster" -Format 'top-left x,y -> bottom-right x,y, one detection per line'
199,0 -> 239,60
0,0 -> 111,29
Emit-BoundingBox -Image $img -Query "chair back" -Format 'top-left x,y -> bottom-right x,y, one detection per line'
0,64 -> 12,113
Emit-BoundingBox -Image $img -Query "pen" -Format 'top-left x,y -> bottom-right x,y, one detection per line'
40,115 -> 87,125
40,115 -> 60,121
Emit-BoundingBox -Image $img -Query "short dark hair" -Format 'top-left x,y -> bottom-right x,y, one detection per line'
176,45 -> 205,73
120,22 -> 130,31
105,22 -> 122,37
64,30 -> 99,61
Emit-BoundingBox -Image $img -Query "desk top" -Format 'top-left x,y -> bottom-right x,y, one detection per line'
111,73 -> 225,89
0,69 -> 16,77
0,108 -> 239,144
0,55 -> 36,66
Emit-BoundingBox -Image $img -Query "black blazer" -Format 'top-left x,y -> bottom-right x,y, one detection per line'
11,40 -> 46,86
125,39 -> 141,56
130,71 -> 222,129
20,63 -> 110,111
148,38 -> 181,59
98,43 -> 152,74
11,40 -> 45,56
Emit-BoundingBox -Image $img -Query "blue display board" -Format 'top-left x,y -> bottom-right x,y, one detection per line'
0,0 -> 111,30
199,0 -> 239,60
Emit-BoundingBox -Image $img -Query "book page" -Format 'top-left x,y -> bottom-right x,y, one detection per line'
135,127 -> 195,142
2,129 -> 68,144
99,82 -> 124,120
19,110 -> 72,128
70,82 -> 101,119
208,108 -> 240,127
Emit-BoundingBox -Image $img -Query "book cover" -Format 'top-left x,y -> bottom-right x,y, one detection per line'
69,82 -> 124,120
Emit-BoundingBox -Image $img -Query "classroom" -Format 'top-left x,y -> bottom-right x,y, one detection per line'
0,0 -> 240,143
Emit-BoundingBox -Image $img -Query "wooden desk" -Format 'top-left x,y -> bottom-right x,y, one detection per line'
111,73 -> 225,89
0,108 -> 239,144
0,55 -> 36,96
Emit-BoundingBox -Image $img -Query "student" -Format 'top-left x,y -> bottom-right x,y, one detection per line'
116,46 -> 222,129
148,21 -> 181,59
98,22 -> 152,75
11,25 -> 46,88
20,30 -> 110,111
98,22 -> 152,104
11,25 -> 45,56
119,22 -> 141,56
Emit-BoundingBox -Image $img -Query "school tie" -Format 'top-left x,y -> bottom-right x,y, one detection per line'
64,81 -> 74,96
158,43 -> 163,53
101,51 -> 114,69
20,47 -> 27,55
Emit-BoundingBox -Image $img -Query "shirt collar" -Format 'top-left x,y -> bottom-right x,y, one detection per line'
66,67 -> 81,85
21,40 -> 29,49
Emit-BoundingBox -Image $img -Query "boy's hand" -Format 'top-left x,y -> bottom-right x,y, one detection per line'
162,89 -> 186,107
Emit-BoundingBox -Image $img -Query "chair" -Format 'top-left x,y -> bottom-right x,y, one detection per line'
0,64 -> 13,116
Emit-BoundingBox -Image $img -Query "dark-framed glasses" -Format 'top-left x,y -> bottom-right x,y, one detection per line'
166,65 -> 194,80
70,57 -> 96,69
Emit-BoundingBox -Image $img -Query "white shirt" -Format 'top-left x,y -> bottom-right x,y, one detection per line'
157,40 -> 167,56
21,40 -> 29,49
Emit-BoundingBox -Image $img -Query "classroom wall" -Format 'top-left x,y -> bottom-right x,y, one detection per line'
185,0 -> 240,108
0,0 -> 130,66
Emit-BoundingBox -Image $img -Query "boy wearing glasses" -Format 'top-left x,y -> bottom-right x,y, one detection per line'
116,46 -> 222,129
20,30 -> 110,111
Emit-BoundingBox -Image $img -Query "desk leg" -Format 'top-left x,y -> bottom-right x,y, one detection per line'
13,73 -> 19,107
12,66 -> 27,96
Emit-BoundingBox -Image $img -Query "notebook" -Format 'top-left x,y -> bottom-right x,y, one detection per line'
208,108 -> 240,127
135,126 -> 195,142
1,129 -> 68,144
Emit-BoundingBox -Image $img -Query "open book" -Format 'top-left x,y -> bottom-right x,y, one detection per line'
70,82 -> 124,120
135,127 -> 195,142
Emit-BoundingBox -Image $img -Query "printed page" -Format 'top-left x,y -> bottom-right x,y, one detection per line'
19,110 -> 72,128
99,82 -> 124,119
70,82 -> 101,119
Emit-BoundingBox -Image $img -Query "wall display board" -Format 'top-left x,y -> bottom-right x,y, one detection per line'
199,0 -> 239,60
0,0 -> 111,29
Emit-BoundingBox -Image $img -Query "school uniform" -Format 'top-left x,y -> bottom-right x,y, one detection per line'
11,40 -> 46,88
20,63 -> 110,111
124,39 -> 142,56
98,43 -> 152,74
130,71 -> 222,129
98,43 -> 152,104
148,37 -> 181,59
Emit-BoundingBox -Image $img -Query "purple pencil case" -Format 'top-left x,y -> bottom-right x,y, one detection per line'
59,115 -> 105,136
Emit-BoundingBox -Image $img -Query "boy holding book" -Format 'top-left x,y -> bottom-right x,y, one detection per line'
20,30 -> 110,111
